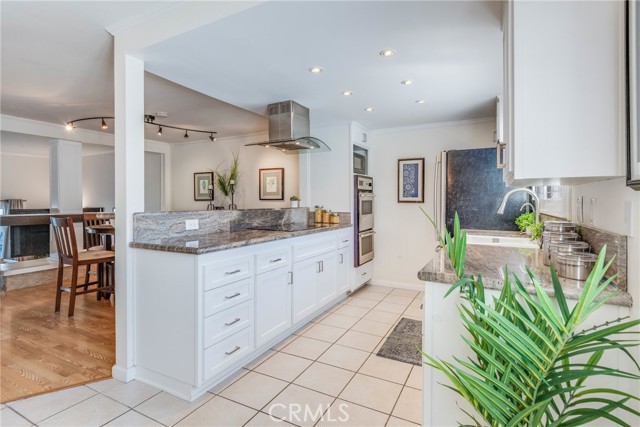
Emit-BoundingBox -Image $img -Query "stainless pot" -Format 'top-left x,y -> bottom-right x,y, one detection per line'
549,241 -> 591,268
542,231 -> 580,266
556,252 -> 598,281
544,221 -> 577,233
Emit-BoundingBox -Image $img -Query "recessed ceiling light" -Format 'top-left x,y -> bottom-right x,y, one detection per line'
379,49 -> 397,57
309,66 -> 324,74
416,99 -> 426,104
364,107 -> 375,112
401,80 -> 414,86
341,91 -> 353,96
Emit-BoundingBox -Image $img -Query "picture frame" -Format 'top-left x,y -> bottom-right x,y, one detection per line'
194,172 -> 214,201
259,168 -> 284,200
398,158 -> 425,203
626,0 -> 640,190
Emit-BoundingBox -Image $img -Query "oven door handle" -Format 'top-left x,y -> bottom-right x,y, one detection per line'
359,193 -> 375,199
360,231 -> 375,237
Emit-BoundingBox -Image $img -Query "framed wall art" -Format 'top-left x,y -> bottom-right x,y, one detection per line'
626,0 -> 640,190
398,158 -> 425,203
194,172 -> 214,201
259,168 -> 284,200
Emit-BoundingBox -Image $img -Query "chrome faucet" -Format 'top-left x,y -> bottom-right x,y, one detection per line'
497,188 -> 540,224
520,202 -> 535,212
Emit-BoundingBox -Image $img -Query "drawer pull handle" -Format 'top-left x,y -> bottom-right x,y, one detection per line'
342,240 -> 349,243
225,292 -> 241,300
225,269 -> 241,275
225,346 -> 241,356
225,318 -> 241,326
362,272 -> 367,276
269,258 -> 283,263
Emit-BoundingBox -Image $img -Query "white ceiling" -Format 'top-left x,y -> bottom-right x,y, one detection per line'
1,1 -> 502,144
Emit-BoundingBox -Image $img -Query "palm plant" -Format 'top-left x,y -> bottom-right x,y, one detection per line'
214,151 -> 240,197
422,209 -> 640,426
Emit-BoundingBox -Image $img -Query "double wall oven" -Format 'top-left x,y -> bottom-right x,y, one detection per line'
354,175 -> 374,266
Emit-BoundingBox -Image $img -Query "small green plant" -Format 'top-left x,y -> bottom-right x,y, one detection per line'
515,211 -> 543,240
214,151 -> 240,197
290,195 -> 300,201
420,208 -> 640,426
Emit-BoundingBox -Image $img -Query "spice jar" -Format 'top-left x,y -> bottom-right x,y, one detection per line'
314,205 -> 323,223
322,209 -> 332,223
330,213 -> 340,224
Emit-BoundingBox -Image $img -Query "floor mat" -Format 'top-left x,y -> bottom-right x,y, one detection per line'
376,317 -> 423,366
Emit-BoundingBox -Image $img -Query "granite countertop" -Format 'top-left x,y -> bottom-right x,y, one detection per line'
418,244 -> 632,307
130,223 -> 351,255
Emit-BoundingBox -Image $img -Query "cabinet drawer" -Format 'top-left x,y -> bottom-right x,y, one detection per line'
203,327 -> 254,381
204,278 -> 253,318
203,255 -> 253,291
293,237 -> 336,262
354,262 -> 373,288
204,301 -> 254,348
256,247 -> 290,275
337,230 -> 352,249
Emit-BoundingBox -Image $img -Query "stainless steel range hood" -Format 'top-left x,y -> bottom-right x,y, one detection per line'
246,101 -> 330,154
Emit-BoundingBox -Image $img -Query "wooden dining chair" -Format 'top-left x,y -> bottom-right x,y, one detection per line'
50,217 -> 115,316
82,213 -> 108,287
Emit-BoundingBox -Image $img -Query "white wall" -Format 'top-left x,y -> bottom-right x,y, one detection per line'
170,133 -> 300,211
370,119 -> 495,288
82,151 -> 115,211
0,153 -> 49,209
572,178 -> 640,319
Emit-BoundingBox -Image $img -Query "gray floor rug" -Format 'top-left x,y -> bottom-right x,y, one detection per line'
376,318 -> 423,366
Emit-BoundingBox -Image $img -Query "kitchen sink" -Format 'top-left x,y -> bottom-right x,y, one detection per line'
466,234 -> 539,249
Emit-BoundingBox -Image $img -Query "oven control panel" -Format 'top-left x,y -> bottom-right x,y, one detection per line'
356,176 -> 373,191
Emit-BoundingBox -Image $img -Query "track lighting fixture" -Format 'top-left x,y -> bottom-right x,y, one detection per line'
64,114 -> 218,141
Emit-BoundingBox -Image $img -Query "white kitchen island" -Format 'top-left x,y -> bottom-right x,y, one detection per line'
130,210 -> 352,401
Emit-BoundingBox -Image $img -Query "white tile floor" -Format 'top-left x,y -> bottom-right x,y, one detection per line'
1,285 -> 424,427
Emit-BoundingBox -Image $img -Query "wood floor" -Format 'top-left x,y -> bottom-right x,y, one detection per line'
0,269 -> 115,403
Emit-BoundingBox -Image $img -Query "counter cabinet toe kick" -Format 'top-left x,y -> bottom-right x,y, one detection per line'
133,228 -> 352,401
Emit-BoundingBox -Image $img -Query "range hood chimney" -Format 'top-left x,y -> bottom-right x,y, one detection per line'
246,100 -> 330,154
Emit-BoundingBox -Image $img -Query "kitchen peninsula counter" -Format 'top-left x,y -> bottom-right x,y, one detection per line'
418,244 -> 632,307
130,223 -> 351,255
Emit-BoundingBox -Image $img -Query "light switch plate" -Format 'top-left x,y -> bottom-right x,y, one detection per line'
185,219 -> 199,230
589,198 -> 597,225
576,196 -> 583,223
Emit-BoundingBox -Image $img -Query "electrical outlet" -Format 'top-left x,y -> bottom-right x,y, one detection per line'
185,219 -> 199,230
589,198 -> 597,225
576,196 -> 583,223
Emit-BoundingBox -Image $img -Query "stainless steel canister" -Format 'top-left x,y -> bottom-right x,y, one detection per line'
556,252 -> 598,281
542,231 -> 580,266
549,241 -> 591,268
544,221 -> 577,233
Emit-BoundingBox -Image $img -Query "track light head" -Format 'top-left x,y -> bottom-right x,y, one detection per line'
101,118 -> 108,129
184,130 -> 189,139
157,126 -> 163,136
65,122 -> 74,131
209,133 -> 216,142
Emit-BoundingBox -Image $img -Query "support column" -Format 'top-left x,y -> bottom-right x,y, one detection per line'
112,46 -> 145,382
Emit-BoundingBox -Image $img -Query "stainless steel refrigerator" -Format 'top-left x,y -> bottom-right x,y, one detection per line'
434,148 -> 527,235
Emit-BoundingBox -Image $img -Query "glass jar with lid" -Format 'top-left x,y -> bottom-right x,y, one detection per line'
314,205 -> 323,223
322,209 -> 332,223
330,213 -> 340,224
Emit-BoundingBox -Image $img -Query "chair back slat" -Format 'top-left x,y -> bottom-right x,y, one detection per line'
83,213 -> 107,249
50,217 -> 79,261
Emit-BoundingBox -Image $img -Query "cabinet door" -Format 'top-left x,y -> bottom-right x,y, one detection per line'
255,267 -> 292,347
336,247 -> 350,295
317,252 -> 337,307
292,257 -> 319,324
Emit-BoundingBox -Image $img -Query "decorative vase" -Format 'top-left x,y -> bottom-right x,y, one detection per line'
290,201 -> 300,208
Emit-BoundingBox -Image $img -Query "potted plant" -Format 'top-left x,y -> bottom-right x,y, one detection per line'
515,211 -> 544,241
290,195 -> 300,208
421,210 -> 640,426
214,151 -> 239,209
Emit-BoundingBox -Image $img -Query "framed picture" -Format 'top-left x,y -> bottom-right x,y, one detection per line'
398,158 -> 425,203
194,172 -> 214,201
626,0 -> 640,190
259,168 -> 284,200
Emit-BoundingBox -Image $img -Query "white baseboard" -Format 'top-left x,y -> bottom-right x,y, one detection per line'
112,364 -> 136,383
368,279 -> 424,292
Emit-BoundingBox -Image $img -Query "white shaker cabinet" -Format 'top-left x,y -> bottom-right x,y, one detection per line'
255,266 -> 292,347
336,247 -> 350,295
501,0 -> 624,185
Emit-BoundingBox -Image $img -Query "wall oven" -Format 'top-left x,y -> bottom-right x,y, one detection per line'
354,175 -> 374,266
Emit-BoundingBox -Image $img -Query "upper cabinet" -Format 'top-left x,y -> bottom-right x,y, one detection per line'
350,122 -> 370,146
501,0 -> 625,185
